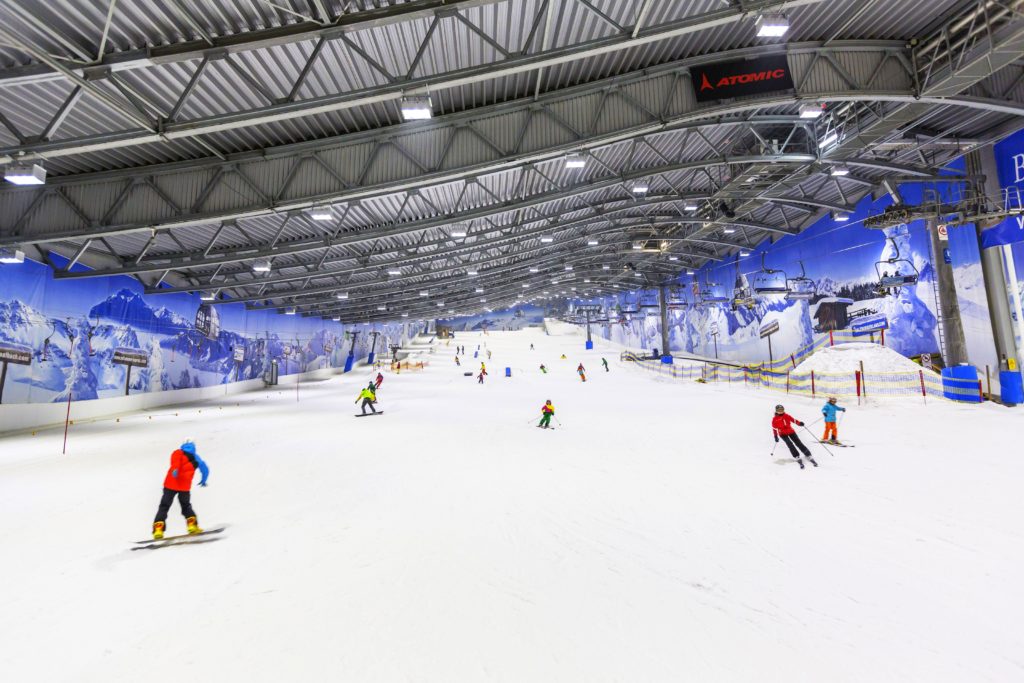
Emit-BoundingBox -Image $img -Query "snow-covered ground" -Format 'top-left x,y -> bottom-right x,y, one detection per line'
792,341 -> 938,375
1,324 -> 1023,682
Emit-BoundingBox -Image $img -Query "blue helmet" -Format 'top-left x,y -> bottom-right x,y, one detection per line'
181,441 -> 197,455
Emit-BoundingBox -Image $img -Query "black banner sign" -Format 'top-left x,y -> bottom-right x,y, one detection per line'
113,347 -> 149,367
692,55 -> 794,103
0,343 -> 32,365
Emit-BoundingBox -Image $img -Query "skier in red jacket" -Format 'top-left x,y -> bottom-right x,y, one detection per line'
374,372 -> 384,390
771,405 -> 816,468
152,440 -> 209,538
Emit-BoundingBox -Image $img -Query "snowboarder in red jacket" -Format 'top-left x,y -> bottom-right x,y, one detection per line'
772,405 -> 816,468
153,441 -> 209,538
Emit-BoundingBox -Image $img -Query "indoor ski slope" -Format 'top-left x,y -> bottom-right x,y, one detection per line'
1,325 -> 1022,683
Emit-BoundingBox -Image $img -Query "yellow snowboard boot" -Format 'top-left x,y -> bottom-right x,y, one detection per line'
152,521 -> 165,540
186,516 -> 203,535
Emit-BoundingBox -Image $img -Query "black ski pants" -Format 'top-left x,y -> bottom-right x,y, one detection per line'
361,398 -> 377,414
154,488 -> 196,523
780,433 -> 811,460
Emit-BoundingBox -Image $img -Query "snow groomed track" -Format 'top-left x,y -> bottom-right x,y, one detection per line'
1,325 -> 1022,682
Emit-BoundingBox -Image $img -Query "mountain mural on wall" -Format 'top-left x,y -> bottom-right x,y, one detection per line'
0,261 -> 421,405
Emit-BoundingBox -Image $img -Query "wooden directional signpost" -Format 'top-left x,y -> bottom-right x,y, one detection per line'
759,320 -> 781,364
0,342 -> 32,404
112,347 -> 149,396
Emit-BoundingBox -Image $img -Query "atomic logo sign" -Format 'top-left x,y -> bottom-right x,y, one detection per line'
692,54 -> 794,103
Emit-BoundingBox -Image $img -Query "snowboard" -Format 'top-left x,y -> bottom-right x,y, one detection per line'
355,411 -> 383,417
133,526 -> 226,550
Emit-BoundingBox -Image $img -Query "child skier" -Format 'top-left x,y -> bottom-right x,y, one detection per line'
577,363 -> 586,382
375,372 -> 384,390
477,367 -> 487,384
152,440 -> 209,539
540,364 -> 547,374
355,386 -> 378,414
771,404 -> 816,469
821,397 -> 846,444
455,356 -> 461,366
601,358 -> 609,372
538,400 -> 555,429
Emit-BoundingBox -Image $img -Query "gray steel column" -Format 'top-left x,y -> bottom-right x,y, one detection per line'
659,285 -> 671,359
928,218 -> 970,365
969,149 -> 1021,373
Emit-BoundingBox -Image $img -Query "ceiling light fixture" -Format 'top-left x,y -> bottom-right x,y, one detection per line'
830,164 -> 850,177
799,103 -> 823,119
0,247 -> 26,264
252,258 -> 272,272
309,206 -> 333,221
755,13 -> 789,37
400,95 -> 433,120
4,163 -> 46,185
564,153 -> 586,169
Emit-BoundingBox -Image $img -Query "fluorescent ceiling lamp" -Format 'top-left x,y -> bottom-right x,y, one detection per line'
4,163 -> 46,185
332,316 -> 341,322
400,95 -> 433,120
529,267 -> 540,273
387,269 -> 402,276
448,309 -> 454,314
723,228 -> 736,234
564,265 -> 573,271
419,290 -> 429,296
632,181 -> 649,194
820,131 -> 838,148
309,206 -> 333,220
740,251 -> 750,257
584,279 -> 591,283
602,264 -> 610,270
450,225 -> 468,238
336,292 -> 349,299
587,239 -> 599,246
285,307 -> 296,315
377,305 -> 387,311
522,283 -> 529,288
467,270 -> 478,276
540,236 -> 554,243
833,212 -> 850,222
799,103 -> 823,119
437,302 -> 444,307
830,164 -> 850,177
0,247 -> 26,264
564,153 -> 586,169
684,203 -> 698,211
252,258 -> 272,272
755,13 -> 789,37
475,287 -> 484,293
401,313 -> 408,317
686,269 -> 695,275
668,256 -> 679,261
632,243 -> 643,250
199,291 -> 216,302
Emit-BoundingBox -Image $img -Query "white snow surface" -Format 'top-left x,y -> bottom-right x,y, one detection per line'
792,341 -> 936,375
1,325 -> 1022,682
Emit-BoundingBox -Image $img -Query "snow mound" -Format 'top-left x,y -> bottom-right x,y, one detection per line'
793,342 -> 933,375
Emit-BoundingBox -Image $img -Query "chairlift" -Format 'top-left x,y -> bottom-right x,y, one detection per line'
619,298 -> 640,314
40,321 -> 57,362
731,276 -> 756,311
639,293 -> 660,309
751,253 -> 789,294
874,237 -> 920,296
666,287 -> 689,310
699,272 -> 729,304
785,261 -> 816,300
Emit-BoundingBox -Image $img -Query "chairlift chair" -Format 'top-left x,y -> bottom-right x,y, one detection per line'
666,287 -> 689,310
751,253 -> 790,295
639,293 -> 660,309
785,261 -> 817,300
874,237 -> 920,295
699,272 -> 730,304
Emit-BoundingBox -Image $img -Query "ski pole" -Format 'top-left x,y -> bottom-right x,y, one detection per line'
770,440 -> 778,458
802,424 -> 834,457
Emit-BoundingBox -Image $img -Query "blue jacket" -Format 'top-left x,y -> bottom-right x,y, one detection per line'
821,402 -> 846,422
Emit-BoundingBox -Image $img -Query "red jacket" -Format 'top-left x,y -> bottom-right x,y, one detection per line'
772,413 -> 801,437
164,449 -> 197,491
